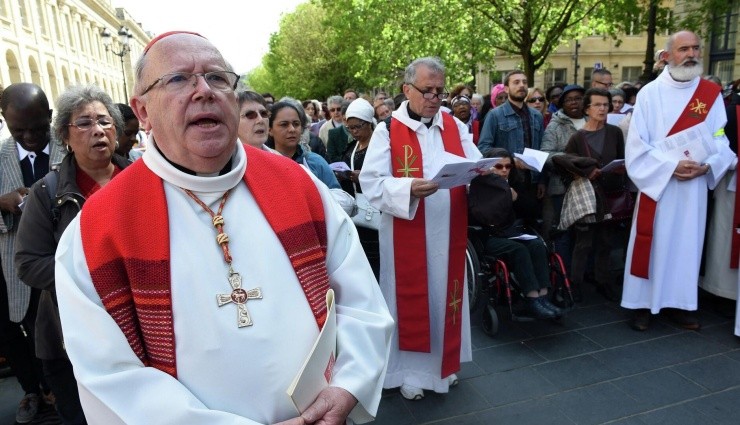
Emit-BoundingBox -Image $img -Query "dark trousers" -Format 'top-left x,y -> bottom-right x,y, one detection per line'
43,358 -> 86,424
0,269 -> 43,395
357,227 -> 380,281
484,236 -> 550,294
571,221 -> 625,287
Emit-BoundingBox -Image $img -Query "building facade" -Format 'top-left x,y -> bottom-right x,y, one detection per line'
0,0 -> 150,105
475,0 -> 738,94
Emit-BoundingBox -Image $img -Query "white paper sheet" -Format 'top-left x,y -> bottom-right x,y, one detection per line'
430,154 -> 501,189
654,123 -> 716,163
514,148 -> 549,172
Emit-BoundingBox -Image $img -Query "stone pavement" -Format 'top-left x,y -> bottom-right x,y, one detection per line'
373,286 -> 740,425
0,286 -> 738,424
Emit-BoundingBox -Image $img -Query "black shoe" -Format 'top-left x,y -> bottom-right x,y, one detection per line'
539,296 -> 564,317
525,297 -> 556,320
630,309 -> 651,331
663,308 -> 701,330
596,284 -> 621,303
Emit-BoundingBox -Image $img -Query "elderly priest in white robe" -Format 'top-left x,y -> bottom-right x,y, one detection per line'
54,31 -> 393,425
360,57 -> 480,401
621,30 -> 735,332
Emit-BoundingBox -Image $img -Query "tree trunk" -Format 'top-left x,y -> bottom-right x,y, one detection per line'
639,0 -> 658,83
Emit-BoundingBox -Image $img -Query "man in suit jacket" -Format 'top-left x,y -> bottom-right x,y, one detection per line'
0,83 -> 64,423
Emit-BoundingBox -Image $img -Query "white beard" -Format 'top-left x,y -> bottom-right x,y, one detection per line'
667,59 -> 703,82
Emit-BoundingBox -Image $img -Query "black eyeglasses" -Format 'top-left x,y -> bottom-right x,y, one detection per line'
141,71 -> 240,95
241,109 -> 270,119
527,97 -> 545,103
67,117 -> 114,131
346,122 -> 368,131
408,83 -> 448,100
493,163 -> 513,170
329,107 -> 342,113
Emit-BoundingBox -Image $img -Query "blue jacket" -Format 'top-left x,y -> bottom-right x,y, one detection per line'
294,145 -> 341,189
477,101 -> 544,156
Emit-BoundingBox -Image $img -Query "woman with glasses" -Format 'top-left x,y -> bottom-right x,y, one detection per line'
15,85 -> 130,424
526,87 -> 551,128
469,148 -> 563,320
266,101 -> 340,189
540,85 -> 586,269
237,91 -> 272,150
554,88 -> 628,303
337,98 -> 380,277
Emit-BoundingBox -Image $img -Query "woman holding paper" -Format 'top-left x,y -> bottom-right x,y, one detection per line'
469,148 -> 563,320
560,88 -> 629,302
339,98 -> 380,278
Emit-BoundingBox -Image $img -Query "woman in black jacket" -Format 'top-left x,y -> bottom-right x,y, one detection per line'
14,85 -> 130,424
469,148 -> 563,320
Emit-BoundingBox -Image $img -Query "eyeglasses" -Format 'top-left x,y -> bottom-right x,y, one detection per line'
241,109 -> 270,119
589,103 -> 611,109
346,122 -> 368,131
141,71 -> 240,95
329,107 -> 342,113
564,96 -> 584,104
493,163 -> 513,170
408,83 -> 448,100
67,117 -> 114,131
527,97 -> 545,103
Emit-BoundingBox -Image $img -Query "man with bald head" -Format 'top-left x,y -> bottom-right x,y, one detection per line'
622,30 -> 735,331
0,83 -> 64,423
54,32 -> 392,424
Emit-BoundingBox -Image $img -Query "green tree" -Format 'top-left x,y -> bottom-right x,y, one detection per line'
253,2 -> 345,100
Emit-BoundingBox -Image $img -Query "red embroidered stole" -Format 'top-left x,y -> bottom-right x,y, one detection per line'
472,120 -> 480,145
630,79 -> 720,278
389,113 -> 468,378
80,144 -> 329,377
731,105 -> 740,268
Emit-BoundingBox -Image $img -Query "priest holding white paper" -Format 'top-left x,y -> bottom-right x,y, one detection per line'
54,32 -> 393,425
360,57 -> 480,401
621,30 -> 735,332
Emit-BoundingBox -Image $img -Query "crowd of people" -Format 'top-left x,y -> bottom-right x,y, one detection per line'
0,28 -> 738,423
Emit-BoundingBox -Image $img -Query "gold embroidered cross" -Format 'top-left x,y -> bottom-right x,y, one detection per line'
448,279 -> 462,325
689,98 -> 707,115
395,145 -> 420,177
216,271 -> 263,328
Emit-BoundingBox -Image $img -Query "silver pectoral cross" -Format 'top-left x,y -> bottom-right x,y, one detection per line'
216,271 -> 262,328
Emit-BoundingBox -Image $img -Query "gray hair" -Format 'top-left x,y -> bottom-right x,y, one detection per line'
326,95 -> 343,107
53,85 -> 123,143
237,90 -> 267,108
609,88 -> 626,99
404,57 -> 446,84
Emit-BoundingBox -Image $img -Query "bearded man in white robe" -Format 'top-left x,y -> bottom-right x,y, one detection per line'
360,57 -> 481,401
621,30 -> 735,332
54,32 -> 393,425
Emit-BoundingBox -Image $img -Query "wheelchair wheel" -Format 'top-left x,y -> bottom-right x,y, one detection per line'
466,239 -> 481,312
482,304 -> 499,336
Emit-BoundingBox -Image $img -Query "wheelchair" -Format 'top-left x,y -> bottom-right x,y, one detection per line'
466,224 -> 575,336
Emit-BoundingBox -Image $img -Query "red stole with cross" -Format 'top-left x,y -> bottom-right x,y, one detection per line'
630,79 -> 720,278
80,144 -> 330,378
389,112 -> 467,378
731,106 -> 740,268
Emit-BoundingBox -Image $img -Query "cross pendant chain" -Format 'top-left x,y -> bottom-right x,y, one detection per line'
181,187 -> 264,329
217,269 -> 263,328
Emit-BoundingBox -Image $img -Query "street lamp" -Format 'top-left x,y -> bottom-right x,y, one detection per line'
101,26 -> 133,100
